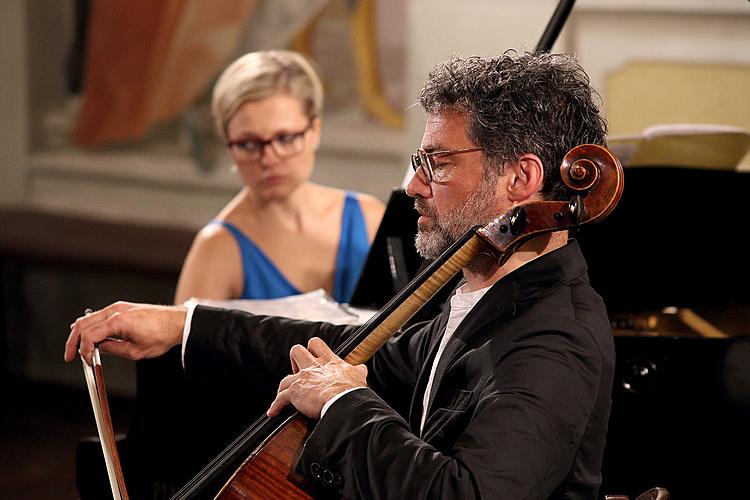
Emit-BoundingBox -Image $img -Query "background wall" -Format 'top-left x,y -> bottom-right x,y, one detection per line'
405,0 -> 750,157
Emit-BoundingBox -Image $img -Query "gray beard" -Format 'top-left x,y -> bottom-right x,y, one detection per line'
414,174 -> 500,260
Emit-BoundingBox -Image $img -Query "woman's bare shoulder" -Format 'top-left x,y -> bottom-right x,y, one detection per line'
175,221 -> 243,303
307,184 -> 385,230
189,222 -> 240,258
352,192 -> 385,240
354,191 -> 386,213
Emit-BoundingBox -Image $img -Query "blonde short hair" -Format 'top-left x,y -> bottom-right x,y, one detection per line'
211,50 -> 324,140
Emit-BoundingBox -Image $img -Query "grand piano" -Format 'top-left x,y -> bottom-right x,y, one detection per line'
351,165 -> 750,498
577,166 -> 750,498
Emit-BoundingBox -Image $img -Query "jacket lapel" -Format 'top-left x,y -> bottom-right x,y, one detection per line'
422,281 -> 519,424
408,310 -> 451,432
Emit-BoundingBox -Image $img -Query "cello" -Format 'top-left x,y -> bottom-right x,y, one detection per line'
173,143 -> 624,499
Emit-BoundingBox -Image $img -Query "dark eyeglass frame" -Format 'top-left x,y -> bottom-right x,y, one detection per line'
226,119 -> 314,160
410,146 -> 483,183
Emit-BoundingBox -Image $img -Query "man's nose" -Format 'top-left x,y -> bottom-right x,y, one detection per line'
405,170 -> 432,198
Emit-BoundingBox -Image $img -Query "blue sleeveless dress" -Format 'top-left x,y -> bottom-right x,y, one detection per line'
210,191 -> 369,303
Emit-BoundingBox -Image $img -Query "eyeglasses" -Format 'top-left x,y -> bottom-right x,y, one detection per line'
410,147 -> 483,183
226,120 -> 314,161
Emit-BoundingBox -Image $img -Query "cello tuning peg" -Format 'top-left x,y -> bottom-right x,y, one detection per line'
568,195 -> 584,225
509,206 -> 527,235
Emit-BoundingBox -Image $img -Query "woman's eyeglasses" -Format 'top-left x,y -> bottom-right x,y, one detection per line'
410,146 -> 483,183
227,120 -> 314,161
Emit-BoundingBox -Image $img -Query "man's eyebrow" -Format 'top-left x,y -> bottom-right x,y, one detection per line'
422,144 -> 446,153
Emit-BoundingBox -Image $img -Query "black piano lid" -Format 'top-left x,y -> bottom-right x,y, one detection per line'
354,168 -> 750,316
349,188 -> 423,310
576,166 -> 750,313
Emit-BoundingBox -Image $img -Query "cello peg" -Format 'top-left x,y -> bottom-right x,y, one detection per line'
509,206 -> 527,235
568,194 -> 584,225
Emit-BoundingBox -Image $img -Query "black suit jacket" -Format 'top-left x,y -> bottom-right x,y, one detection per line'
185,240 -> 614,499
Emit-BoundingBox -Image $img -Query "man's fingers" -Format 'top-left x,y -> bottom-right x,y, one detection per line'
289,344 -> 317,370
77,339 -> 96,366
307,337 -> 335,360
269,371 -> 302,416
97,338 -> 134,360
66,311 -> 125,363
64,328 -> 82,362
72,323 -> 107,365
71,302 -> 128,331
65,312 -> 100,362
267,387 -> 291,417
64,302 -> 133,363
276,373 -> 296,394
290,356 -> 300,374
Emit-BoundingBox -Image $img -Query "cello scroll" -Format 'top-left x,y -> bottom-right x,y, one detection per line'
477,144 -> 623,263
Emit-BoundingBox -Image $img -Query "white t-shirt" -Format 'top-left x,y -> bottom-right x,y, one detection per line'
419,284 -> 491,433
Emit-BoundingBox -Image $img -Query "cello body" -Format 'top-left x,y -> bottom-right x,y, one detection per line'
217,415 -> 313,499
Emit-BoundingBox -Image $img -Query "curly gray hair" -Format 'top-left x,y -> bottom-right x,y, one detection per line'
418,50 -> 607,200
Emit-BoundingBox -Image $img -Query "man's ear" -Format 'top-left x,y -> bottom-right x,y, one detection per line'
505,153 -> 544,202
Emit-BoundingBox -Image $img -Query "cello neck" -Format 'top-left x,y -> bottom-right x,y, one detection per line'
338,230 -> 484,364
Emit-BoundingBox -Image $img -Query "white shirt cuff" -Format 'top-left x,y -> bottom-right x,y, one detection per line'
320,387 -> 366,417
320,387 -> 365,418
181,300 -> 198,369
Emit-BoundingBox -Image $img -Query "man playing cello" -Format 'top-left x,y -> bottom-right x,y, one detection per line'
66,50 -> 616,500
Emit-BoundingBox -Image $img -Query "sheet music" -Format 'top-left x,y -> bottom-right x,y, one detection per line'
192,288 -> 376,325
608,123 -> 750,170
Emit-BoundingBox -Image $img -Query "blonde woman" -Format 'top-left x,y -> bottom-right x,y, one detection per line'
125,51 -> 384,497
175,50 -> 384,305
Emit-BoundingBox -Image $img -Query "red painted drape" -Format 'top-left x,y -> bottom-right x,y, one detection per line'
71,0 -> 257,147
